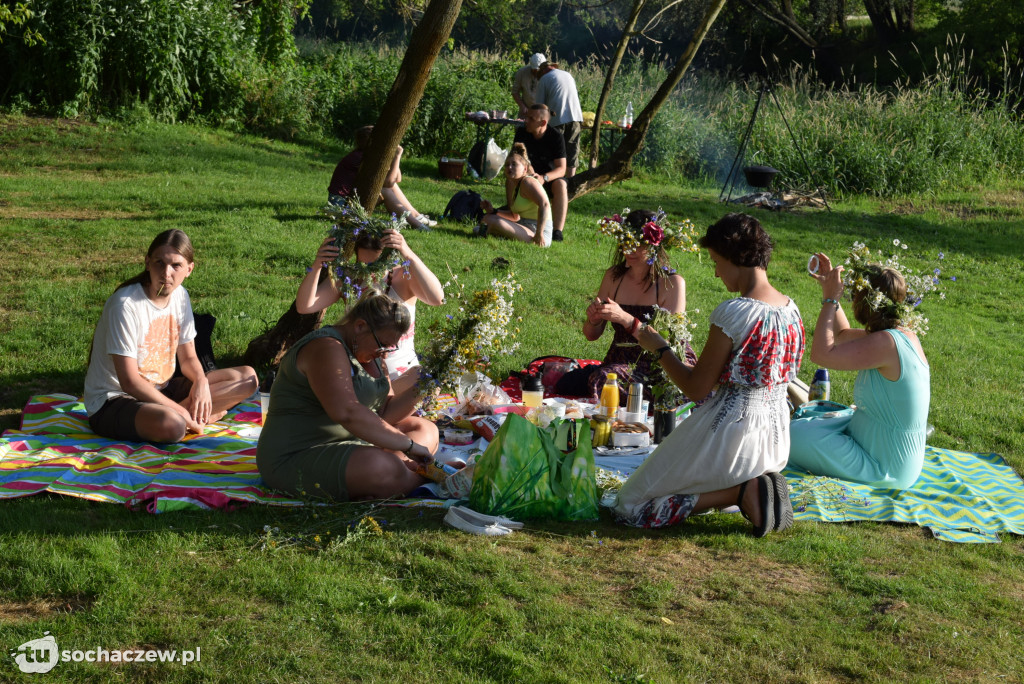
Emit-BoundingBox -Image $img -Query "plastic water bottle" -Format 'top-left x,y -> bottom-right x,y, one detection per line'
625,101 -> 634,127
807,368 -> 831,402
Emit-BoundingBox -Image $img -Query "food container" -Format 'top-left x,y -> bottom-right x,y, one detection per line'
521,375 -> 544,408
612,429 -> 651,448
438,157 -> 465,179
443,428 -> 474,446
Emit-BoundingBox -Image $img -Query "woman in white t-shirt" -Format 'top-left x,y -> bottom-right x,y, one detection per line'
84,230 -> 258,443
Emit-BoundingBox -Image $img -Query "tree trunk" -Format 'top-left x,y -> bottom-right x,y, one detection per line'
355,0 -> 464,212
588,0 -> 647,170
567,0 -> 727,200
243,271 -> 327,368
244,0 -> 464,368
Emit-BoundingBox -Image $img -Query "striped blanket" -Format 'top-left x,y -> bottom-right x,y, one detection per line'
785,448 -> 1024,543
1,394 -> 302,513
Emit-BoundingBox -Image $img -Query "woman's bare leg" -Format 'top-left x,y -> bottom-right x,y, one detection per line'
482,214 -> 536,243
345,446 -> 427,499
381,186 -> 431,229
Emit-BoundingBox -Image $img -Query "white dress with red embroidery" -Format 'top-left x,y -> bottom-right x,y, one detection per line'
613,297 -> 805,526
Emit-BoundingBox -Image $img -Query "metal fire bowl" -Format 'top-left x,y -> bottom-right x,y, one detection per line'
743,165 -> 781,188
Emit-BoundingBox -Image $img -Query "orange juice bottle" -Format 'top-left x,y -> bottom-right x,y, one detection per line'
600,373 -> 620,418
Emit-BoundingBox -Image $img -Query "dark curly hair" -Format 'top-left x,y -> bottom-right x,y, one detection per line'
698,213 -> 773,268
610,209 -> 676,290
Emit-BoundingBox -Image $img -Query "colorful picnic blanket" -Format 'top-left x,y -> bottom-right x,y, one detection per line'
0,394 -> 302,513
785,448 -> 1024,543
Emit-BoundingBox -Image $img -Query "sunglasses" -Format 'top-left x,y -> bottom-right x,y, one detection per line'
368,323 -> 399,357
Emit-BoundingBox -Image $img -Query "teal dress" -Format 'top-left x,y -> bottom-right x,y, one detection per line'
256,326 -> 390,501
789,329 -> 930,490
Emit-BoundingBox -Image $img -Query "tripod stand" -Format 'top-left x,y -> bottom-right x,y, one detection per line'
718,81 -> 831,212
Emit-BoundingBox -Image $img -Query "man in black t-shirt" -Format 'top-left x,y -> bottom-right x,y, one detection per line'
512,104 -> 568,241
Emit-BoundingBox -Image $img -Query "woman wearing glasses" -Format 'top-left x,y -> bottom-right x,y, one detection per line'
257,292 -> 438,500
297,229 -> 444,395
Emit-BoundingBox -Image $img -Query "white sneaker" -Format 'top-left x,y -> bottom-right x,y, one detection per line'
414,214 -> 438,229
449,505 -> 524,530
444,507 -> 513,536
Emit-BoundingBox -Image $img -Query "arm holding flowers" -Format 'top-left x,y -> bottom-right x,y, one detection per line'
637,323 -> 732,403
297,237 -> 343,314
384,230 -> 444,307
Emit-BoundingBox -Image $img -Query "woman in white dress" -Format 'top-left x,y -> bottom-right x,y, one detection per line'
612,213 -> 806,536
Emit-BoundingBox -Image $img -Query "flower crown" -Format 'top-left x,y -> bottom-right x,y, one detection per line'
319,193 -> 411,301
597,208 -> 701,255
842,240 -> 949,336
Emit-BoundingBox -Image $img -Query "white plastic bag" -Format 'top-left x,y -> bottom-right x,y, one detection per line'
483,138 -> 507,180
456,371 -> 512,415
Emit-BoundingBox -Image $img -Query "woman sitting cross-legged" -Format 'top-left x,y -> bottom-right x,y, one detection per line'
84,229 -> 258,443
788,252 -> 931,490
476,142 -> 553,247
257,292 -> 439,501
611,213 -> 805,536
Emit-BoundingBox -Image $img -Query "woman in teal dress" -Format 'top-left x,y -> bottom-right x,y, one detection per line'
257,292 -> 438,501
789,253 -> 930,490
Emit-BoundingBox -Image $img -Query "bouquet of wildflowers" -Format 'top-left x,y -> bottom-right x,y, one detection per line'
418,271 -> 523,413
318,194 -> 410,301
638,307 -> 699,410
842,239 -> 949,336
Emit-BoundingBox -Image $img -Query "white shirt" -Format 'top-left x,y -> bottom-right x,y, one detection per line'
84,283 -> 197,415
535,69 -> 583,127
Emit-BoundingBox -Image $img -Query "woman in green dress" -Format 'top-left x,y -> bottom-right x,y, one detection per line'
257,292 -> 438,500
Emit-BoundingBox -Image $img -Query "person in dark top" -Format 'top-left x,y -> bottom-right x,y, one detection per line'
327,125 -> 436,230
512,104 -> 568,241
556,209 -> 697,402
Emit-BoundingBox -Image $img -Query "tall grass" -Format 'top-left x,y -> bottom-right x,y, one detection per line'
5,14 -> 1024,196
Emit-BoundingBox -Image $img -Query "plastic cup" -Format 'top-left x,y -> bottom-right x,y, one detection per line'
259,392 -> 270,425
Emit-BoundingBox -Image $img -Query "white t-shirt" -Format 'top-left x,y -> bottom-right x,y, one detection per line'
84,283 -> 197,415
535,69 -> 583,127
513,65 -> 540,107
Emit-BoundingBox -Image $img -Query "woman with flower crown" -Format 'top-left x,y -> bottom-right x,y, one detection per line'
788,249 -> 931,490
296,205 -> 444,395
554,208 -> 697,403
612,213 -> 805,535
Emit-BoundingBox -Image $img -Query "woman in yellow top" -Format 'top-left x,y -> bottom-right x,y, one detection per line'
477,143 -> 553,247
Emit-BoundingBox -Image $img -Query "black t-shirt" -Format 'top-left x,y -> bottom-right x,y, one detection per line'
513,126 -> 566,175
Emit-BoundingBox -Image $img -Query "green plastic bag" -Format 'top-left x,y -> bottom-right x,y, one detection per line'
468,414 -> 598,521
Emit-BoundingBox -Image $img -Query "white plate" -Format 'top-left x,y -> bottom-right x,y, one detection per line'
236,426 -> 262,439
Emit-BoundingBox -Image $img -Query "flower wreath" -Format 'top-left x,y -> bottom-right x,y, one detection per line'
841,239 -> 950,336
318,193 -> 411,301
597,207 -> 701,257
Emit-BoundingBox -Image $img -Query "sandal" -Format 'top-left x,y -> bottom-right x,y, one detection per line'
766,472 -> 794,532
737,477 -> 775,538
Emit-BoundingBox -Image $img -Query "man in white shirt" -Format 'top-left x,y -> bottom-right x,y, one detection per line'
85,230 -> 258,443
512,52 -> 546,119
534,60 -> 584,178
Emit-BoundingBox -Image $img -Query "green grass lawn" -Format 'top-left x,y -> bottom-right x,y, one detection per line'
1,115 -> 1023,682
